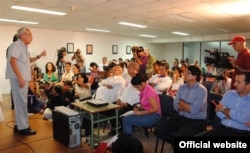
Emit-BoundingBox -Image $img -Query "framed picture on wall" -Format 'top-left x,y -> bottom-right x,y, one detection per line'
126,46 -> 131,54
67,43 -> 74,53
112,45 -> 118,54
86,44 -> 93,54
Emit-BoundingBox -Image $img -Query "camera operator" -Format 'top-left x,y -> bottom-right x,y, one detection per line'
56,47 -> 68,81
131,46 -> 148,73
227,36 -> 250,89
71,48 -> 84,64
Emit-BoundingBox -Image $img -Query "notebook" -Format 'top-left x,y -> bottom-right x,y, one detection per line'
86,99 -> 109,107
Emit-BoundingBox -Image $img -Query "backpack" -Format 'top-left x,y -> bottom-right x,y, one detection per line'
112,133 -> 143,153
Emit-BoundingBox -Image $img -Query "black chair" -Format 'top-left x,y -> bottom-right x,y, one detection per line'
206,92 -> 223,129
154,94 -> 174,153
142,94 -> 174,138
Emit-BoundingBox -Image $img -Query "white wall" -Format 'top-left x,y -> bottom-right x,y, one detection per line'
0,25 -> 166,94
164,43 -> 183,64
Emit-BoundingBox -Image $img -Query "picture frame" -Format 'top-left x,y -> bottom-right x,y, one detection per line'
86,44 -> 93,54
126,46 -> 131,54
67,43 -> 74,53
112,45 -> 118,54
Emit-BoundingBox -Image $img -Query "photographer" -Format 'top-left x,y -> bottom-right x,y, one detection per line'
132,46 -> 148,73
227,36 -> 250,89
56,47 -> 68,81
71,48 -> 84,64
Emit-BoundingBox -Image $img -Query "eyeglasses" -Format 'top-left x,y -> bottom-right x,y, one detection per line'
184,71 -> 192,75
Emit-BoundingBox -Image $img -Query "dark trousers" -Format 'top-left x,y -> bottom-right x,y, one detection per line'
154,114 -> 206,145
196,125 -> 250,137
103,104 -> 134,129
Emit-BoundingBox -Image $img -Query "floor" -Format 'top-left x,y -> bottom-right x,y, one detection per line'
0,94 -> 172,153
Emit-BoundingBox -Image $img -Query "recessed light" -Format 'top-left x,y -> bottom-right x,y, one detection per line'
139,34 -> 157,38
118,22 -> 147,28
172,32 -> 189,36
11,5 -> 66,15
0,18 -> 38,24
85,28 -> 111,33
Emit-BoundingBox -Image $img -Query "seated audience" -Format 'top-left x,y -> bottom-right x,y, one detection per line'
148,62 -> 173,94
98,56 -> 109,72
197,72 -> 250,136
171,58 -> 181,72
213,70 -> 232,95
43,85 -> 64,119
122,73 -> 161,135
167,68 -> 184,98
88,62 -> 101,93
77,59 -> 86,74
95,65 -> 125,103
43,62 -> 59,83
152,60 -> 161,76
43,82 -> 74,119
154,65 -> 207,147
28,68 -> 46,114
60,61 -> 74,84
71,64 -> 80,85
31,62 -> 43,82
74,73 -> 92,100
107,62 -> 140,135
61,80 -> 75,105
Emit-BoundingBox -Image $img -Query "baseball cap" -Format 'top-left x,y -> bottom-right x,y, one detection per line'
228,36 -> 246,45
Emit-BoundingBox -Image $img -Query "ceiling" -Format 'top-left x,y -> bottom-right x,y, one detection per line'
1,0 -> 250,40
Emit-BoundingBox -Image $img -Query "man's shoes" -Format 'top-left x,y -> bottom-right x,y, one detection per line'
13,125 -> 18,133
18,127 -> 37,135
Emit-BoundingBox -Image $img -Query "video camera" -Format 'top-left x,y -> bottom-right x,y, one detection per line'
204,48 -> 233,69
57,47 -> 66,60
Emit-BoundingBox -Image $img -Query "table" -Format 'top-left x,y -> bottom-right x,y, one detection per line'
71,101 -> 120,148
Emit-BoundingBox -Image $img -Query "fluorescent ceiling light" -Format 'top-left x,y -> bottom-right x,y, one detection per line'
85,28 -> 110,33
217,28 -> 230,33
172,31 -> 189,36
11,5 -> 66,15
118,22 -> 147,28
168,14 -> 196,22
139,34 -> 157,38
0,18 -> 38,24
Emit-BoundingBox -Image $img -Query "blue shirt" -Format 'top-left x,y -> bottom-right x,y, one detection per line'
217,90 -> 250,131
174,82 -> 207,119
5,39 -> 31,81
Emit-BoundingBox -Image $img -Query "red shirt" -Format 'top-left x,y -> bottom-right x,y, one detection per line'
231,48 -> 250,89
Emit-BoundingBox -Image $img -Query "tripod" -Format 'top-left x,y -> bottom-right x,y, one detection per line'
57,60 -> 64,81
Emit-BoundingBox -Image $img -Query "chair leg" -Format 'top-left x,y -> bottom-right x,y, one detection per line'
103,121 -> 107,133
160,139 -> 165,153
154,137 -> 159,153
144,128 -> 149,138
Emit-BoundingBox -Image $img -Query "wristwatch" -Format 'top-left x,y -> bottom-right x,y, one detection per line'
221,106 -> 226,112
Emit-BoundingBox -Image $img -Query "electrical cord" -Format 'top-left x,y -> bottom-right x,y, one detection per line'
3,119 -> 86,153
1,119 -> 52,153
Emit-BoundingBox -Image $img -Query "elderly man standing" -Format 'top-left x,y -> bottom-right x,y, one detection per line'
5,27 -> 46,135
